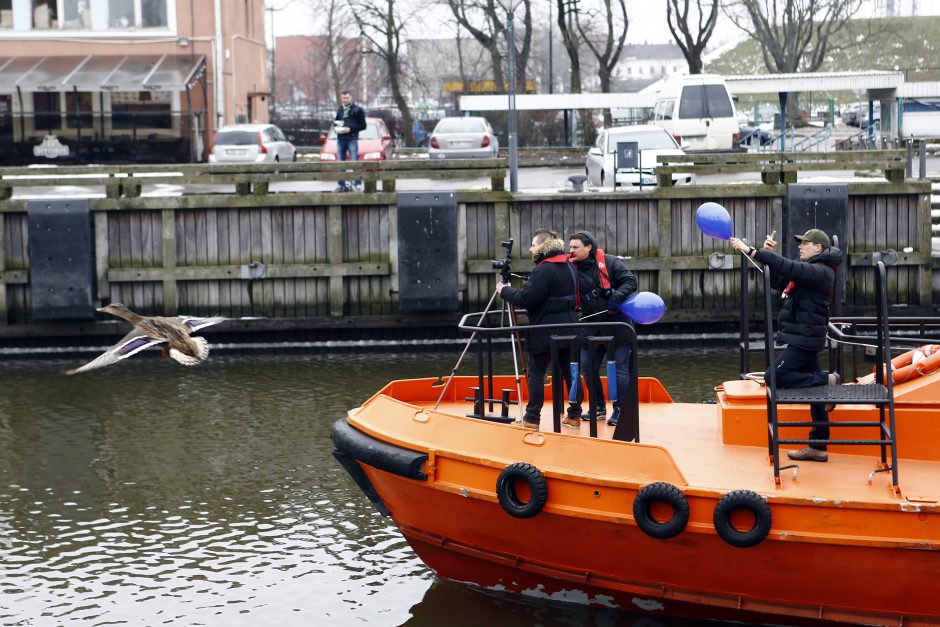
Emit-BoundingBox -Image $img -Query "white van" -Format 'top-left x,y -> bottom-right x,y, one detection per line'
650,74 -> 738,151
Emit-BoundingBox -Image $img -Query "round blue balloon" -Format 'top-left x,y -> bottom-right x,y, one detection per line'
695,202 -> 733,240
620,291 -> 666,325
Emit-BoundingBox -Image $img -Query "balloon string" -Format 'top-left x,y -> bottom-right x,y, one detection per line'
739,249 -> 765,274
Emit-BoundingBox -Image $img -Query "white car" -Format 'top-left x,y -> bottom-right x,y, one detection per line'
585,124 -> 694,189
208,123 -> 296,164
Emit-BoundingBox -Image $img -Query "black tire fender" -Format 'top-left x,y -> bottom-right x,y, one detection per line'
713,489 -> 772,548
496,462 -> 548,519
632,482 -> 690,540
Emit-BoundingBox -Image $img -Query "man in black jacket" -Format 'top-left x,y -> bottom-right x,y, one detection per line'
496,229 -> 579,429
567,230 -> 638,428
334,91 -> 367,192
731,228 -> 843,462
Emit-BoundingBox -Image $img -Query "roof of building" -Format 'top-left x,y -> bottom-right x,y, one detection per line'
0,55 -> 206,92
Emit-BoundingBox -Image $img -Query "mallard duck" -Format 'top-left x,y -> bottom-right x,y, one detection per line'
67,303 -> 226,375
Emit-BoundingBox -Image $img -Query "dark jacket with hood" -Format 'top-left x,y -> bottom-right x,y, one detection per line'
572,230 -> 638,346
754,245 -> 843,350
499,238 -> 578,355
334,102 -> 367,139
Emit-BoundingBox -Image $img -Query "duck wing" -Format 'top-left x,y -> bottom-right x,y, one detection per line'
66,331 -> 166,375
169,336 -> 210,366
179,315 -> 226,333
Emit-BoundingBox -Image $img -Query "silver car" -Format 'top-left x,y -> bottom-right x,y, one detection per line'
428,116 -> 499,159
209,123 -> 296,164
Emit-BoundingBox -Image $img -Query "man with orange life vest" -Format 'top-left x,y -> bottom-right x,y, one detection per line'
496,229 -> 579,429
730,228 -> 843,463
566,231 -> 638,429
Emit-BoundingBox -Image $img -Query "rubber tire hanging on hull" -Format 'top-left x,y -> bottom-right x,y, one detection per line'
496,462 -> 548,519
713,490 -> 772,548
632,482 -> 690,539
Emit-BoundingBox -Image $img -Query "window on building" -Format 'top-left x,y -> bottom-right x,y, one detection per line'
66,91 -> 93,129
33,92 -> 61,131
1,0 -> 12,29
111,91 -> 171,129
32,0 -> 91,29
109,0 -> 167,28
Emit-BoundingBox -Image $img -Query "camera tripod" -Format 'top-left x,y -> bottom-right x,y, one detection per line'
433,284 -> 526,424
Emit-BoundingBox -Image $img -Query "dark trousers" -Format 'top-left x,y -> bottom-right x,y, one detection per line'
569,343 -> 631,417
524,350 -> 573,423
766,344 -> 830,450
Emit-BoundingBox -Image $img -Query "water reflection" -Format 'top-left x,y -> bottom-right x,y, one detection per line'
0,347 -> 746,625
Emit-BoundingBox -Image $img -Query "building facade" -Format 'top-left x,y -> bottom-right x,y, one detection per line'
0,0 -> 267,163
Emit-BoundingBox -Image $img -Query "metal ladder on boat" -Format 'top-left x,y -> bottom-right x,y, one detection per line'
763,258 -> 900,492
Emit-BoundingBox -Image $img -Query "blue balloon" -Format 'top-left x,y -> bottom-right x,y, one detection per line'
620,292 -> 666,325
695,202 -> 733,240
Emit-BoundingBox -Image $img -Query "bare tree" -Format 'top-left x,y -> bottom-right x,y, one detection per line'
304,0 -> 359,105
666,0 -> 719,74
445,0 -> 506,90
577,0 -> 628,125
444,0 -> 533,96
350,0 -> 415,144
554,0 -> 595,143
725,0 -> 862,74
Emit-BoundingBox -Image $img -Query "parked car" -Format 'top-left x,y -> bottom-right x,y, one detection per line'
208,124 -> 296,164
319,117 -> 394,161
428,116 -> 499,159
585,124 -> 694,189
737,125 -> 774,147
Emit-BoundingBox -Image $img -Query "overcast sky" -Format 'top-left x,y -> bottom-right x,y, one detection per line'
268,0 -> 940,47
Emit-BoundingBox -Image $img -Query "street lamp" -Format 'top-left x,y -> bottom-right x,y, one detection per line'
497,0 -> 522,193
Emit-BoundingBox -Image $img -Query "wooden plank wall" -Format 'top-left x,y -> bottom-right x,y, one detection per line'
0,185 -> 931,325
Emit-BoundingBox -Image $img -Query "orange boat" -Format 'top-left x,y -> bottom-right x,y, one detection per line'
332,262 -> 940,626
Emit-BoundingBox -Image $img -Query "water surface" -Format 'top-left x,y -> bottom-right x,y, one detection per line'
1,346 -> 754,625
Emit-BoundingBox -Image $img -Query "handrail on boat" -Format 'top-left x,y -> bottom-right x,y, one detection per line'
453,311 -> 641,443
827,316 -> 940,382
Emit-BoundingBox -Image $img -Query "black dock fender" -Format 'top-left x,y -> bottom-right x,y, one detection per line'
331,418 -> 429,516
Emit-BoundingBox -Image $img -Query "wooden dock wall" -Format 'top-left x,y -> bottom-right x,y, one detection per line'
0,181 -> 932,328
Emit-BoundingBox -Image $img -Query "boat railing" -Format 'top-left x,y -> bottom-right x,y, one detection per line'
763,257 -> 901,491
828,316 -> 940,382
455,311 -> 640,442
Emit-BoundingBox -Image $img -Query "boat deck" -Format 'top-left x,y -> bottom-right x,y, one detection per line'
426,399 -> 940,503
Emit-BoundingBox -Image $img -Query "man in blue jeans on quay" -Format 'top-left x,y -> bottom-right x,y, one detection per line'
333,91 -> 366,192
565,230 -> 638,428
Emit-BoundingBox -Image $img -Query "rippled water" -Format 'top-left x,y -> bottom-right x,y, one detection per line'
0,346 -> 744,625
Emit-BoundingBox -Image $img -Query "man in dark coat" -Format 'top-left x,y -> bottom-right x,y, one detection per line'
567,230 -> 638,428
731,228 -> 844,462
496,229 -> 579,429
334,91 -> 367,192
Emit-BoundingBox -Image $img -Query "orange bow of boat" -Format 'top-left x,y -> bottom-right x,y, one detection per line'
333,369 -> 940,626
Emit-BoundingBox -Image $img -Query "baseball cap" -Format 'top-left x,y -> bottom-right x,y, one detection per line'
793,228 -> 830,247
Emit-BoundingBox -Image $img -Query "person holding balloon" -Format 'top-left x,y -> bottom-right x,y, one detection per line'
566,230 -> 638,428
729,228 -> 844,463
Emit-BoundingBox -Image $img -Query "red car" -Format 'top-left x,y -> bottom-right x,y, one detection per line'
319,117 -> 394,161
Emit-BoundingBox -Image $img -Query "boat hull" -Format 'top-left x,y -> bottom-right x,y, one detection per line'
363,464 -> 939,627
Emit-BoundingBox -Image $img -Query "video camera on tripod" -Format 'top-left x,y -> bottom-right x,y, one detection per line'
491,238 -> 514,283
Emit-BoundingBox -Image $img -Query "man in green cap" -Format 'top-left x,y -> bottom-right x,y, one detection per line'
730,228 -> 843,462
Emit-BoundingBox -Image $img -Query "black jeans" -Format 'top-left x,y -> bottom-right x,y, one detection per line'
766,344 -> 830,450
524,350 -> 573,423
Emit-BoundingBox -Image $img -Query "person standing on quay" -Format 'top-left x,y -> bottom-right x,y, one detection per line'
730,228 -> 843,462
333,91 -> 366,192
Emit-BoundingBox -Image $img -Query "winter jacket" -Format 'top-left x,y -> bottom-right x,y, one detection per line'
753,246 -> 844,350
334,103 -> 367,139
499,238 -> 578,355
572,230 -> 638,346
